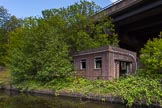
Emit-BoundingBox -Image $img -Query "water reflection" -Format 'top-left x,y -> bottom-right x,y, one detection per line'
0,90 -> 136,108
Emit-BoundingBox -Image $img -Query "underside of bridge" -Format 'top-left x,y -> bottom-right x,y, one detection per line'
111,0 -> 162,54
104,0 -> 162,54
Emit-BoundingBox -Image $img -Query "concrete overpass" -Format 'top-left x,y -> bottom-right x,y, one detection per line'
93,0 -> 162,53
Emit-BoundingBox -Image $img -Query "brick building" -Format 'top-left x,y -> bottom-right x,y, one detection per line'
73,46 -> 137,80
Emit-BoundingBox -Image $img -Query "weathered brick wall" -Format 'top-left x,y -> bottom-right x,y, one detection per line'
73,51 -> 110,80
73,46 -> 137,80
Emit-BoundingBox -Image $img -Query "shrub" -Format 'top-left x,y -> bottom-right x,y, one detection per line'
8,18 -> 72,84
140,32 -> 162,74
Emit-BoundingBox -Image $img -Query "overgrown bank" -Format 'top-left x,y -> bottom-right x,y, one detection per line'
0,70 -> 161,107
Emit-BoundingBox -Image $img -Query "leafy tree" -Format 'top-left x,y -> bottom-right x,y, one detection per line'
8,17 -> 72,83
2,15 -> 22,32
0,6 -> 10,27
0,6 -> 10,66
0,6 -> 22,66
140,32 -> 162,74
42,0 -> 101,19
42,0 -> 118,53
92,16 -> 118,47
0,28 -> 5,66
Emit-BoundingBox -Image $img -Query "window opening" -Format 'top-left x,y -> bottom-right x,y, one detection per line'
80,59 -> 86,69
95,57 -> 102,69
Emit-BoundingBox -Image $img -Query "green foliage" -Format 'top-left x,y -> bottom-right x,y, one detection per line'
42,0 -> 101,19
0,6 -> 10,66
93,16 -> 118,47
0,6 -> 10,27
14,80 -> 44,91
113,76 -> 162,106
0,28 -> 6,66
44,77 -> 74,90
140,33 -> 162,74
8,17 -> 72,83
0,6 -> 22,66
42,0 -> 118,53
2,15 -> 22,32
60,76 -> 162,107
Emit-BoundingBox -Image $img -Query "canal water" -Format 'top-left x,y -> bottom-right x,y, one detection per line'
0,90 -> 143,108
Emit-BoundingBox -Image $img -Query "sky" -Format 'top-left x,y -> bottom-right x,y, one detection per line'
0,0 -> 117,18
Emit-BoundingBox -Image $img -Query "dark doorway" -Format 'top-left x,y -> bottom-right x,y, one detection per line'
115,61 -> 132,78
119,61 -> 131,76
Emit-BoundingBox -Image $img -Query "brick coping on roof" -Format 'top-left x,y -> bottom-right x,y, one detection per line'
73,46 -> 136,57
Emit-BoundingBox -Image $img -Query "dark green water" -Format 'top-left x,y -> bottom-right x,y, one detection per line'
0,90 -> 141,108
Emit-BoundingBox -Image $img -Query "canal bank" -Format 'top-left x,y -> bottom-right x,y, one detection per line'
0,84 -> 161,108
0,70 -> 161,108
0,90 -> 128,108
0,85 -> 122,103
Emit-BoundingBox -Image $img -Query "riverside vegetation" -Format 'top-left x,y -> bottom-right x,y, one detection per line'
0,0 -> 162,107
1,69 -> 162,107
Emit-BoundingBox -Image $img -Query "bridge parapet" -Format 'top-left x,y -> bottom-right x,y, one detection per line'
93,0 -> 143,21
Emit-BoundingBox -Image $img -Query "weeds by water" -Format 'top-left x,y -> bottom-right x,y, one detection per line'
0,70 -> 162,107
59,75 -> 162,107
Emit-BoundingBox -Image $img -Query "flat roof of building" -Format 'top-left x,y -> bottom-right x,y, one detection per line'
73,46 -> 136,57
